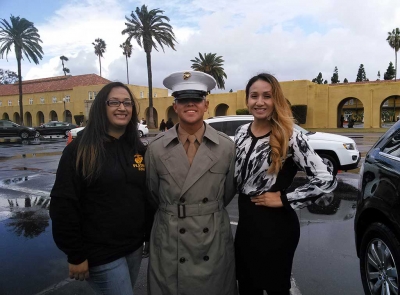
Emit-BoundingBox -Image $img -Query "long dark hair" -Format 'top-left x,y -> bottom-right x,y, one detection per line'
75,82 -> 144,182
245,73 -> 294,174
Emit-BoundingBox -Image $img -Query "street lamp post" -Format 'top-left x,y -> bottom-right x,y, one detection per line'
62,97 -> 66,122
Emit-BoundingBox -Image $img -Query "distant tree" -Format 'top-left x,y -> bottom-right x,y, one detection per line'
387,28 -> 400,81
384,61 -> 396,80
377,71 -> 381,80
0,15 -> 43,125
122,4 -> 177,128
191,52 -> 227,90
324,80 -> 328,84
120,40 -> 133,84
0,68 -> 18,84
92,38 -> 106,77
312,72 -> 325,84
60,55 -> 70,76
331,66 -> 340,84
343,78 -> 348,83
229,89 -> 233,92
356,64 -> 368,82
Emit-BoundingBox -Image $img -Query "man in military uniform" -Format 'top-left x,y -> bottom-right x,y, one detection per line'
145,70 -> 237,295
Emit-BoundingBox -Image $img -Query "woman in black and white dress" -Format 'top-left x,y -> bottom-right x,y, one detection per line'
234,73 -> 337,295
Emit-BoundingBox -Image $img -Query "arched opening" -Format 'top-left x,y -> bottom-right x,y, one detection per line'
166,106 -> 178,126
24,112 -> 33,127
338,97 -> 364,128
2,113 -> 9,120
64,110 -> 72,123
49,110 -> 58,122
145,107 -> 158,128
215,103 -> 229,116
36,111 -> 45,126
380,95 -> 400,128
13,112 -> 20,124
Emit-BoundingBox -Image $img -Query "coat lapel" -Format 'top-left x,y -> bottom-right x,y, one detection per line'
179,125 -> 220,197
159,128 -> 190,190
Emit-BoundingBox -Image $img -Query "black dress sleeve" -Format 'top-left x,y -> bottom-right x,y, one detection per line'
49,144 -> 87,265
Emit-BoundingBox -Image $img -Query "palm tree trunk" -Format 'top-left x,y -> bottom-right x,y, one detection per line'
99,56 -> 102,77
395,50 -> 397,82
146,51 -> 155,128
62,60 -> 66,76
126,55 -> 129,84
17,55 -> 24,126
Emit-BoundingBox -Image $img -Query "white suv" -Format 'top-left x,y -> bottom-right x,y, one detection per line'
204,115 -> 361,175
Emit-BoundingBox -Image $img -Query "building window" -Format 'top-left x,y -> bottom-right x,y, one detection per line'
154,93 -> 157,97
17,100 -> 19,105
140,91 -> 144,98
88,91 -> 92,100
8,100 -> 12,106
29,98 -> 33,105
0,101 -> 2,107
93,91 -> 97,98
383,100 -> 389,106
65,95 -> 70,103
52,97 -> 57,103
40,97 -> 45,104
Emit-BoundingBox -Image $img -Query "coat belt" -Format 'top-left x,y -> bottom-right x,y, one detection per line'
159,200 -> 224,218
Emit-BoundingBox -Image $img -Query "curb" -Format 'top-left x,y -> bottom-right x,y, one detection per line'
0,137 -> 21,143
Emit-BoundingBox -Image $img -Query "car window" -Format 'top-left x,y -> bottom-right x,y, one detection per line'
382,131 -> 400,158
2,121 -> 14,127
208,122 -> 225,133
225,120 -> 252,136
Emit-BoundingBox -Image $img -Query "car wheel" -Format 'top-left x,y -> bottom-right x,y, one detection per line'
20,131 -> 29,139
360,222 -> 400,295
319,153 -> 338,176
139,131 -> 143,138
307,192 -> 341,215
35,131 -> 40,138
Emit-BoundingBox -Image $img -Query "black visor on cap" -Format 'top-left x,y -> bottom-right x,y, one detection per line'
172,90 -> 207,100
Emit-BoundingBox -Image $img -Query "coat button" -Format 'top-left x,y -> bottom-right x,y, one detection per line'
202,198 -> 208,203
180,197 -> 186,203
180,228 -> 186,234
180,257 -> 186,263
203,228 -> 209,233
203,256 -> 209,261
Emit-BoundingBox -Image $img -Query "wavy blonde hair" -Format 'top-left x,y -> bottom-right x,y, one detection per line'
245,73 -> 294,174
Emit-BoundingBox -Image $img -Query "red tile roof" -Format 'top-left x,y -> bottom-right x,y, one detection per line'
0,74 -> 111,96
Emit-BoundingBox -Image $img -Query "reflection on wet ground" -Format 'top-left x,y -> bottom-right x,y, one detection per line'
0,195 -> 65,295
288,177 -> 358,224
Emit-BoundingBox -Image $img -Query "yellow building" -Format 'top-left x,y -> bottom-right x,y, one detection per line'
0,74 -> 167,127
1,74 -> 400,129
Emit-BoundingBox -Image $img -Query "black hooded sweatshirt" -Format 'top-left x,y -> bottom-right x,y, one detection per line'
50,134 -> 152,267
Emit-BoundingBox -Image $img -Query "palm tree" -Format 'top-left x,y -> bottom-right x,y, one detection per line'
120,40 -> 133,84
122,5 -> 177,128
387,28 -> 400,81
60,55 -> 70,76
0,15 -> 43,125
92,38 -> 106,77
191,52 -> 227,90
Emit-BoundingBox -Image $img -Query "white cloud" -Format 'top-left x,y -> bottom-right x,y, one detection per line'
1,0 -> 400,92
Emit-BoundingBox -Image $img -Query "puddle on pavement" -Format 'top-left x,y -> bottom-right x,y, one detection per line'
0,175 -> 42,185
0,195 -> 65,295
288,177 -> 358,224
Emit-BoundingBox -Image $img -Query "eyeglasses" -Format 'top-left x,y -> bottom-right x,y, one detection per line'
106,100 -> 134,108
174,98 -> 205,104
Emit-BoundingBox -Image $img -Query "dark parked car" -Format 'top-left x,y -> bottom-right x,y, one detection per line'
0,119 -> 39,139
355,121 -> 400,295
35,121 -> 78,136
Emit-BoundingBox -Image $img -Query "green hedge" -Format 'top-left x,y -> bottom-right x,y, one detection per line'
236,109 -> 250,115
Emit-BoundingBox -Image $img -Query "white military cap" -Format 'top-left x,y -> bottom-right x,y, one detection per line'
163,70 -> 216,99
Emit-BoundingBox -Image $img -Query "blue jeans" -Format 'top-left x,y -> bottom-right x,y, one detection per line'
87,246 -> 143,295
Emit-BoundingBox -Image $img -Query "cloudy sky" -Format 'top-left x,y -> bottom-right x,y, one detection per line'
0,0 -> 399,92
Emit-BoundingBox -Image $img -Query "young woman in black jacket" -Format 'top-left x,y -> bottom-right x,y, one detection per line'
50,82 -> 152,295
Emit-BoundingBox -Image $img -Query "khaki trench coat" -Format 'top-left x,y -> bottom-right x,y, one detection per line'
145,124 -> 237,295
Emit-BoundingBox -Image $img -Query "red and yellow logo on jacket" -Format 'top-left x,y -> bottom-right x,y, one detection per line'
133,154 -> 145,171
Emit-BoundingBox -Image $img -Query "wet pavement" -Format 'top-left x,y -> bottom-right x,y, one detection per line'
0,133 -> 378,295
